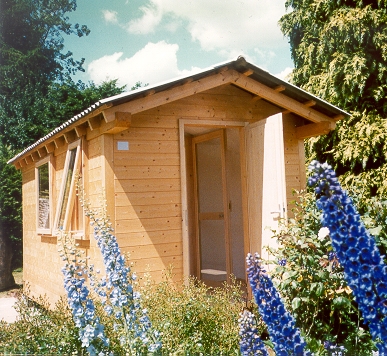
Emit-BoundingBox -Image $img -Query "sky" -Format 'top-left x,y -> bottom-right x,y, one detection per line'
64,0 -> 294,89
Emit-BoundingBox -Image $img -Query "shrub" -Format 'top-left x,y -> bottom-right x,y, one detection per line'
141,272 -> 246,354
0,289 -> 81,354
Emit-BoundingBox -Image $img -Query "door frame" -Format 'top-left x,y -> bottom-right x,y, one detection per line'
179,119 -> 247,281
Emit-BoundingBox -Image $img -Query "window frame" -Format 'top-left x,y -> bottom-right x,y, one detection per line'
54,140 -> 83,234
36,155 -> 53,235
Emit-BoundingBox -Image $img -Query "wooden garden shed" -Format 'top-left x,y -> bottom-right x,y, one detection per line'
9,56 -> 348,303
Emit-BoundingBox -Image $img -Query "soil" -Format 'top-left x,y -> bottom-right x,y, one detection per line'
0,269 -> 23,298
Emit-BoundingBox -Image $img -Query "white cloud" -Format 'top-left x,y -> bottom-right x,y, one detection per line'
126,0 -> 287,57
102,9 -> 118,24
87,41 -> 201,88
275,67 -> 293,81
126,4 -> 163,34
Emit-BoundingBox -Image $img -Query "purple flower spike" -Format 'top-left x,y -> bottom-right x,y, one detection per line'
239,310 -> 269,356
309,160 -> 387,353
245,253 -> 310,355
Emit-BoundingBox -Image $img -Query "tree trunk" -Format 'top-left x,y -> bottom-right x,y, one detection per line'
0,226 -> 15,291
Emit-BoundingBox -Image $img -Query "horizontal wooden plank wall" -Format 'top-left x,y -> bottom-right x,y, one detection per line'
22,152 -> 67,303
114,111 -> 183,282
85,135 -> 108,274
282,113 -> 307,215
20,82 -> 289,303
112,84 -> 269,283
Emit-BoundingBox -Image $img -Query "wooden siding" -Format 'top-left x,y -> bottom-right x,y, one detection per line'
112,84 -> 273,283
113,112 -> 182,280
20,82 -> 313,303
282,113 -> 307,213
22,164 -> 64,302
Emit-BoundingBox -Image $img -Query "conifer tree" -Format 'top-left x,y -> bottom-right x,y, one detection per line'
280,0 -> 387,199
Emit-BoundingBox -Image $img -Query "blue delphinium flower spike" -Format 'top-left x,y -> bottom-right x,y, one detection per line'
239,309 -> 268,356
86,209 -> 162,353
246,253 -> 310,355
61,261 -> 108,353
308,160 -> 387,353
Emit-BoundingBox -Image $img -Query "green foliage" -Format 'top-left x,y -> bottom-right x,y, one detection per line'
269,191 -> 376,354
0,0 -> 90,86
141,273 -> 246,354
0,145 -> 22,268
0,0 -> 88,282
280,0 -> 387,200
42,78 -> 127,131
0,271 -> 248,354
0,290 -> 82,354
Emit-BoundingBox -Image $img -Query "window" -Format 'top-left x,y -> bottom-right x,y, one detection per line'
36,156 -> 52,234
54,140 -> 84,235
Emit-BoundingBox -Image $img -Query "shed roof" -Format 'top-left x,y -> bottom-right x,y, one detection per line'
8,56 -> 349,165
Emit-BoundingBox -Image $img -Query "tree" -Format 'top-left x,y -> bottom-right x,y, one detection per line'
280,0 -> 387,200
0,0 -> 126,290
0,0 -> 91,149
0,0 -> 87,290
0,77 -> 126,290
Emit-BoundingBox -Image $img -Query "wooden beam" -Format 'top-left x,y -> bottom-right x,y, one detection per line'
30,151 -> 39,161
182,78 -> 193,85
54,136 -> 66,149
115,111 -> 131,126
274,85 -> 286,92
63,130 -> 77,143
45,141 -> 55,153
87,116 -> 102,130
334,114 -> 345,121
74,125 -> 87,137
87,112 -> 132,140
295,121 -> 333,139
145,89 -> 156,96
242,69 -> 254,76
304,100 -> 316,107
102,70 -> 240,118
103,111 -> 131,125
251,95 -> 262,102
37,147 -> 47,158
25,155 -> 33,165
229,70 -> 336,124
217,66 -> 228,73
14,160 -> 24,169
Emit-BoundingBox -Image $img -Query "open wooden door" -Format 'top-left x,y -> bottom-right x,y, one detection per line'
192,130 -> 231,286
244,114 -> 286,260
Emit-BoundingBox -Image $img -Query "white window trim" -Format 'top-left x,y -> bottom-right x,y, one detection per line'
54,140 -> 82,234
36,155 -> 53,235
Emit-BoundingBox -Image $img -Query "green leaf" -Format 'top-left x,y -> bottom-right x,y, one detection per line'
315,282 -> 324,297
369,226 -> 382,236
292,297 -> 301,310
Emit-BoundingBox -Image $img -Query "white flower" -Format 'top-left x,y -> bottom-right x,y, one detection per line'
318,227 -> 330,241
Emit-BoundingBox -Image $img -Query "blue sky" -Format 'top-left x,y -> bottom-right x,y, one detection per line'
64,0 -> 294,89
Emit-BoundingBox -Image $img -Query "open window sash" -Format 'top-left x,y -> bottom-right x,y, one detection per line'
54,140 -> 82,234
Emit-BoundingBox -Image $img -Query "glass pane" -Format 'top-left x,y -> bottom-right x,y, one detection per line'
200,219 -> 227,282
196,137 -> 223,213
38,163 -> 50,229
195,136 -> 227,283
57,148 -> 77,230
